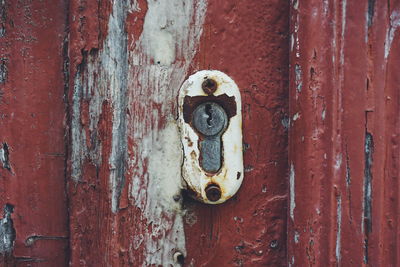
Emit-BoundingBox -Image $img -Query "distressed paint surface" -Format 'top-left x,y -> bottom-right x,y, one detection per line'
0,0 -> 69,265
6,0 -> 400,266
68,0 -> 207,266
67,0 -> 289,266
288,0 -> 400,266
184,1 -> 290,265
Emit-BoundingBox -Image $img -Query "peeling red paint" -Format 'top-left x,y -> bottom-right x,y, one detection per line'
0,0 -> 69,265
2,0 -> 399,266
185,0 -> 289,265
288,0 -> 400,266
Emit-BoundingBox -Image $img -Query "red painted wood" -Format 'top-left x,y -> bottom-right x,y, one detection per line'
288,0 -> 400,266
185,1 -> 289,266
0,0 -> 69,266
1,1 -> 398,266
66,0 -> 289,266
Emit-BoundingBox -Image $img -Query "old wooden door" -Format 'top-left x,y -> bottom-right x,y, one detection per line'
0,0 -> 288,266
1,0 -> 399,266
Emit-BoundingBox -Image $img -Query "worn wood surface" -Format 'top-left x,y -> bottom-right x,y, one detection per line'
288,0 -> 400,266
67,0 -> 289,266
0,0 -> 69,266
1,0 -> 399,266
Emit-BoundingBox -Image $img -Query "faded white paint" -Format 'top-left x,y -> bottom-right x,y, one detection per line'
127,0 -> 208,266
340,0 -> 347,66
385,10 -> 400,59
295,64 -> 302,94
321,108 -> 326,120
71,0 -> 208,265
292,112 -> 300,121
334,153 -> 342,170
290,163 -> 296,221
294,231 -> 300,243
336,196 -> 342,264
178,70 -> 244,204
0,146 -> 5,169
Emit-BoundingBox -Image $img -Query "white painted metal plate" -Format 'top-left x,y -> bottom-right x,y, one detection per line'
178,70 -> 243,204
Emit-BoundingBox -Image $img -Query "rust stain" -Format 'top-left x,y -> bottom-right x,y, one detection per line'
182,94 -> 237,125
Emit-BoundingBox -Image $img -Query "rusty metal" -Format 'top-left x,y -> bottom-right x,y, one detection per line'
183,94 -> 237,124
205,184 -> 222,202
202,78 -> 218,95
178,70 -> 244,204
192,102 -> 228,173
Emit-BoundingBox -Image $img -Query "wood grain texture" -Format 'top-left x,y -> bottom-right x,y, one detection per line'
0,0 -> 69,266
67,0 -> 289,266
184,0 -> 289,266
288,0 -> 400,266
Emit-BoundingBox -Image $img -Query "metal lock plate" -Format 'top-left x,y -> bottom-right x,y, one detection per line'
178,70 -> 243,204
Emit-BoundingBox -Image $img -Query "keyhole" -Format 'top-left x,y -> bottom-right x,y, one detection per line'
192,102 -> 227,137
192,102 -> 228,173
205,104 -> 212,126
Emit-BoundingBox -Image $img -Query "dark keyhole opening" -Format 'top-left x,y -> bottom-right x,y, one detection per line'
205,103 -> 212,126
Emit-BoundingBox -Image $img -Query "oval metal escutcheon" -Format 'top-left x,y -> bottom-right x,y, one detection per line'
178,70 -> 243,204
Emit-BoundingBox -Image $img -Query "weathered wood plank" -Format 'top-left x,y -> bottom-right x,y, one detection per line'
288,0 -> 400,266
0,0 -> 69,265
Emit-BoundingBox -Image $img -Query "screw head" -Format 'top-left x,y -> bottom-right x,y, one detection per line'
205,184 -> 222,202
202,78 -> 217,95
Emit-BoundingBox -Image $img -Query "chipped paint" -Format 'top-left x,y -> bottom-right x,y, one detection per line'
292,112 -> 300,121
362,132 -> 373,263
178,70 -> 243,204
0,143 -> 10,171
0,204 -> 15,254
294,231 -> 300,243
290,163 -> 295,221
385,10 -> 400,59
71,1 -> 130,215
336,196 -> 342,264
334,153 -> 342,170
367,0 -> 375,27
294,64 -> 302,93
70,0 -> 207,265
289,1 -> 400,265
138,122 -> 186,265
126,0 -> 208,265
0,59 -> 7,83
0,0 -> 6,37
340,0 -> 347,66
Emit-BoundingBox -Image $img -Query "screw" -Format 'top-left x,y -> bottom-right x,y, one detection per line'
205,184 -> 222,202
202,78 -> 217,95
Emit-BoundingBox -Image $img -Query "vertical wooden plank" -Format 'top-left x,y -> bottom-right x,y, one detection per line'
184,1 -> 289,266
67,0 -> 209,266
0,0 -> 69,266
289,0 -> 400,266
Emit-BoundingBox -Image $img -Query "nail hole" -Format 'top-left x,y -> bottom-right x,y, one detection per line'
237,172 -> 241,180
173,251 -> 185,265
270,240 -> 278,249
173,194 -> 181,202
